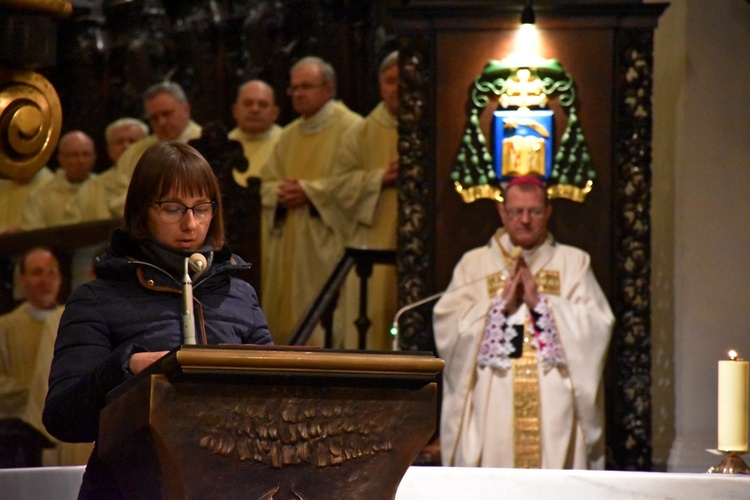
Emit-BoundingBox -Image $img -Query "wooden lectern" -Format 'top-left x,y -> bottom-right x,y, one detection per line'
98,346 -> 444,499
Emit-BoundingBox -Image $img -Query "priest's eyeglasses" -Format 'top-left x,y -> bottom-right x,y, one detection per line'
152,200 -> 216,224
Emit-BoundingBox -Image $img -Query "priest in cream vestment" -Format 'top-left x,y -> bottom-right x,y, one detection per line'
0,249 -> 64,466
20,131 -> 97,230
330,51 -> 399,350
260,57 -> 362,345
434,177 -> 614,469
69,118 -> 148,223
229,79 -> 282,186
0,167 -> 53,234
229,79 -> 282,304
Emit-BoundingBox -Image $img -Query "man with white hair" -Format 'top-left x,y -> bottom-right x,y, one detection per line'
69,118 -> 148,222
105,117 -> 150,165
260,56 -> 362,345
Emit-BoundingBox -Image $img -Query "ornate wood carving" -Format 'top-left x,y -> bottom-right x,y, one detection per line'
609,27 -> 655,471
188,123 -> 261,291
47,0 -> 397,173
99,347 -> 443,499
198,387 -> 394,467
395,32 -> 436,352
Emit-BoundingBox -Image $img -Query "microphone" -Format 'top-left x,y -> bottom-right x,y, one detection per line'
188,253 -> 207,278
390,246 -> 522,351
182,253 -> 207,345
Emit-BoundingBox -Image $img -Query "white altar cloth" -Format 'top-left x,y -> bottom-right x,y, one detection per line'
0,466 -> 85,500
2,465 -> 749,499
395,466 -> 750,499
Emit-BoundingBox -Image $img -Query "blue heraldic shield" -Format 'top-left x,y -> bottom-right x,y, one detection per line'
493,109 -> 554,182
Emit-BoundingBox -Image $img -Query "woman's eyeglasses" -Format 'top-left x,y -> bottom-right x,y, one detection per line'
152,200 -> 216,223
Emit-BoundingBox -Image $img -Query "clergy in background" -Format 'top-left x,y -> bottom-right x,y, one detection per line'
0,248 -> 64,467
20,130 -> 97,230
0,169 -> 53,235
260,56 -> 362,345
434,176 -> 614,469
75,81 -> 202,221
229,79 -> 282,185
70,117 -> 148,223
329,50 -> 400,350
229,79 -> 282,303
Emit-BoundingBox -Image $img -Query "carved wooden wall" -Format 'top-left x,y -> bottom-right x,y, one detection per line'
46,0 -> 401,172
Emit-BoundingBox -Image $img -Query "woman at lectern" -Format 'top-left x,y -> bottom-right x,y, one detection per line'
43,141 -> 272,498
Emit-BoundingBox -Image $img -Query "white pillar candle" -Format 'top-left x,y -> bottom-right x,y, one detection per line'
718,351 -> 749,452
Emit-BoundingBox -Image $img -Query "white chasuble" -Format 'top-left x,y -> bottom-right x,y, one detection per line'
434,229 -> 614,469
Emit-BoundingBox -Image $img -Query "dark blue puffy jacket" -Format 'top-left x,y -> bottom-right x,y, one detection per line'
43,230 -> 272,445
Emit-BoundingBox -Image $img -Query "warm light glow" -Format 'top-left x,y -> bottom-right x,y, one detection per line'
518,24 -> 539,52
505,24 -> 546,68
729,350 -> 739,361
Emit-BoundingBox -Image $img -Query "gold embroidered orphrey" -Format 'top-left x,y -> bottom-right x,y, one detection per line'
486,269 -> 560,297
513,322 -> 541,468
484,259 -> 560,468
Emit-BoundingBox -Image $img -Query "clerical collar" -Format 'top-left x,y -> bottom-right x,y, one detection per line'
175,121 -> 200,143
373,101 -> 397,128
27,303 -> 57,322
299,100 -> 336,135
234,127 -> 276,141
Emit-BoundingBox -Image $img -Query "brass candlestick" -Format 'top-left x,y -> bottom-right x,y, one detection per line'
707,451 -> 750,475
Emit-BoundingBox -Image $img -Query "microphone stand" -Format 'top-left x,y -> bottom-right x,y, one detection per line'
390,246 -> 523,351
390,292 -> 445,351
182,257 -> 197,345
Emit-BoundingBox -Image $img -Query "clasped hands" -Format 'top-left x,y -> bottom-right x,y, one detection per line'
381,158 -> 398,187
277,178 -> 309,208
501,257 -> 540,314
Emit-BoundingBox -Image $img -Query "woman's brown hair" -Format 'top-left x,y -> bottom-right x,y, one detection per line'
123,141 -> 225,248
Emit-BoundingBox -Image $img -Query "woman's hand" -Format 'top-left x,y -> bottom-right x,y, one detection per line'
129,351 -> 169,374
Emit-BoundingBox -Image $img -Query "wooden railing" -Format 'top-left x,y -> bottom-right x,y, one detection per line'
286,247 -> 397,349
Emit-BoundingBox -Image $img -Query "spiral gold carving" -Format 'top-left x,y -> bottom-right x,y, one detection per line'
0,69 -> 62,180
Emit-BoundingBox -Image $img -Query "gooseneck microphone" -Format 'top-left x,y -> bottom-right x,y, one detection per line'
182,253 -> 207,345
390,246 -> 522,351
